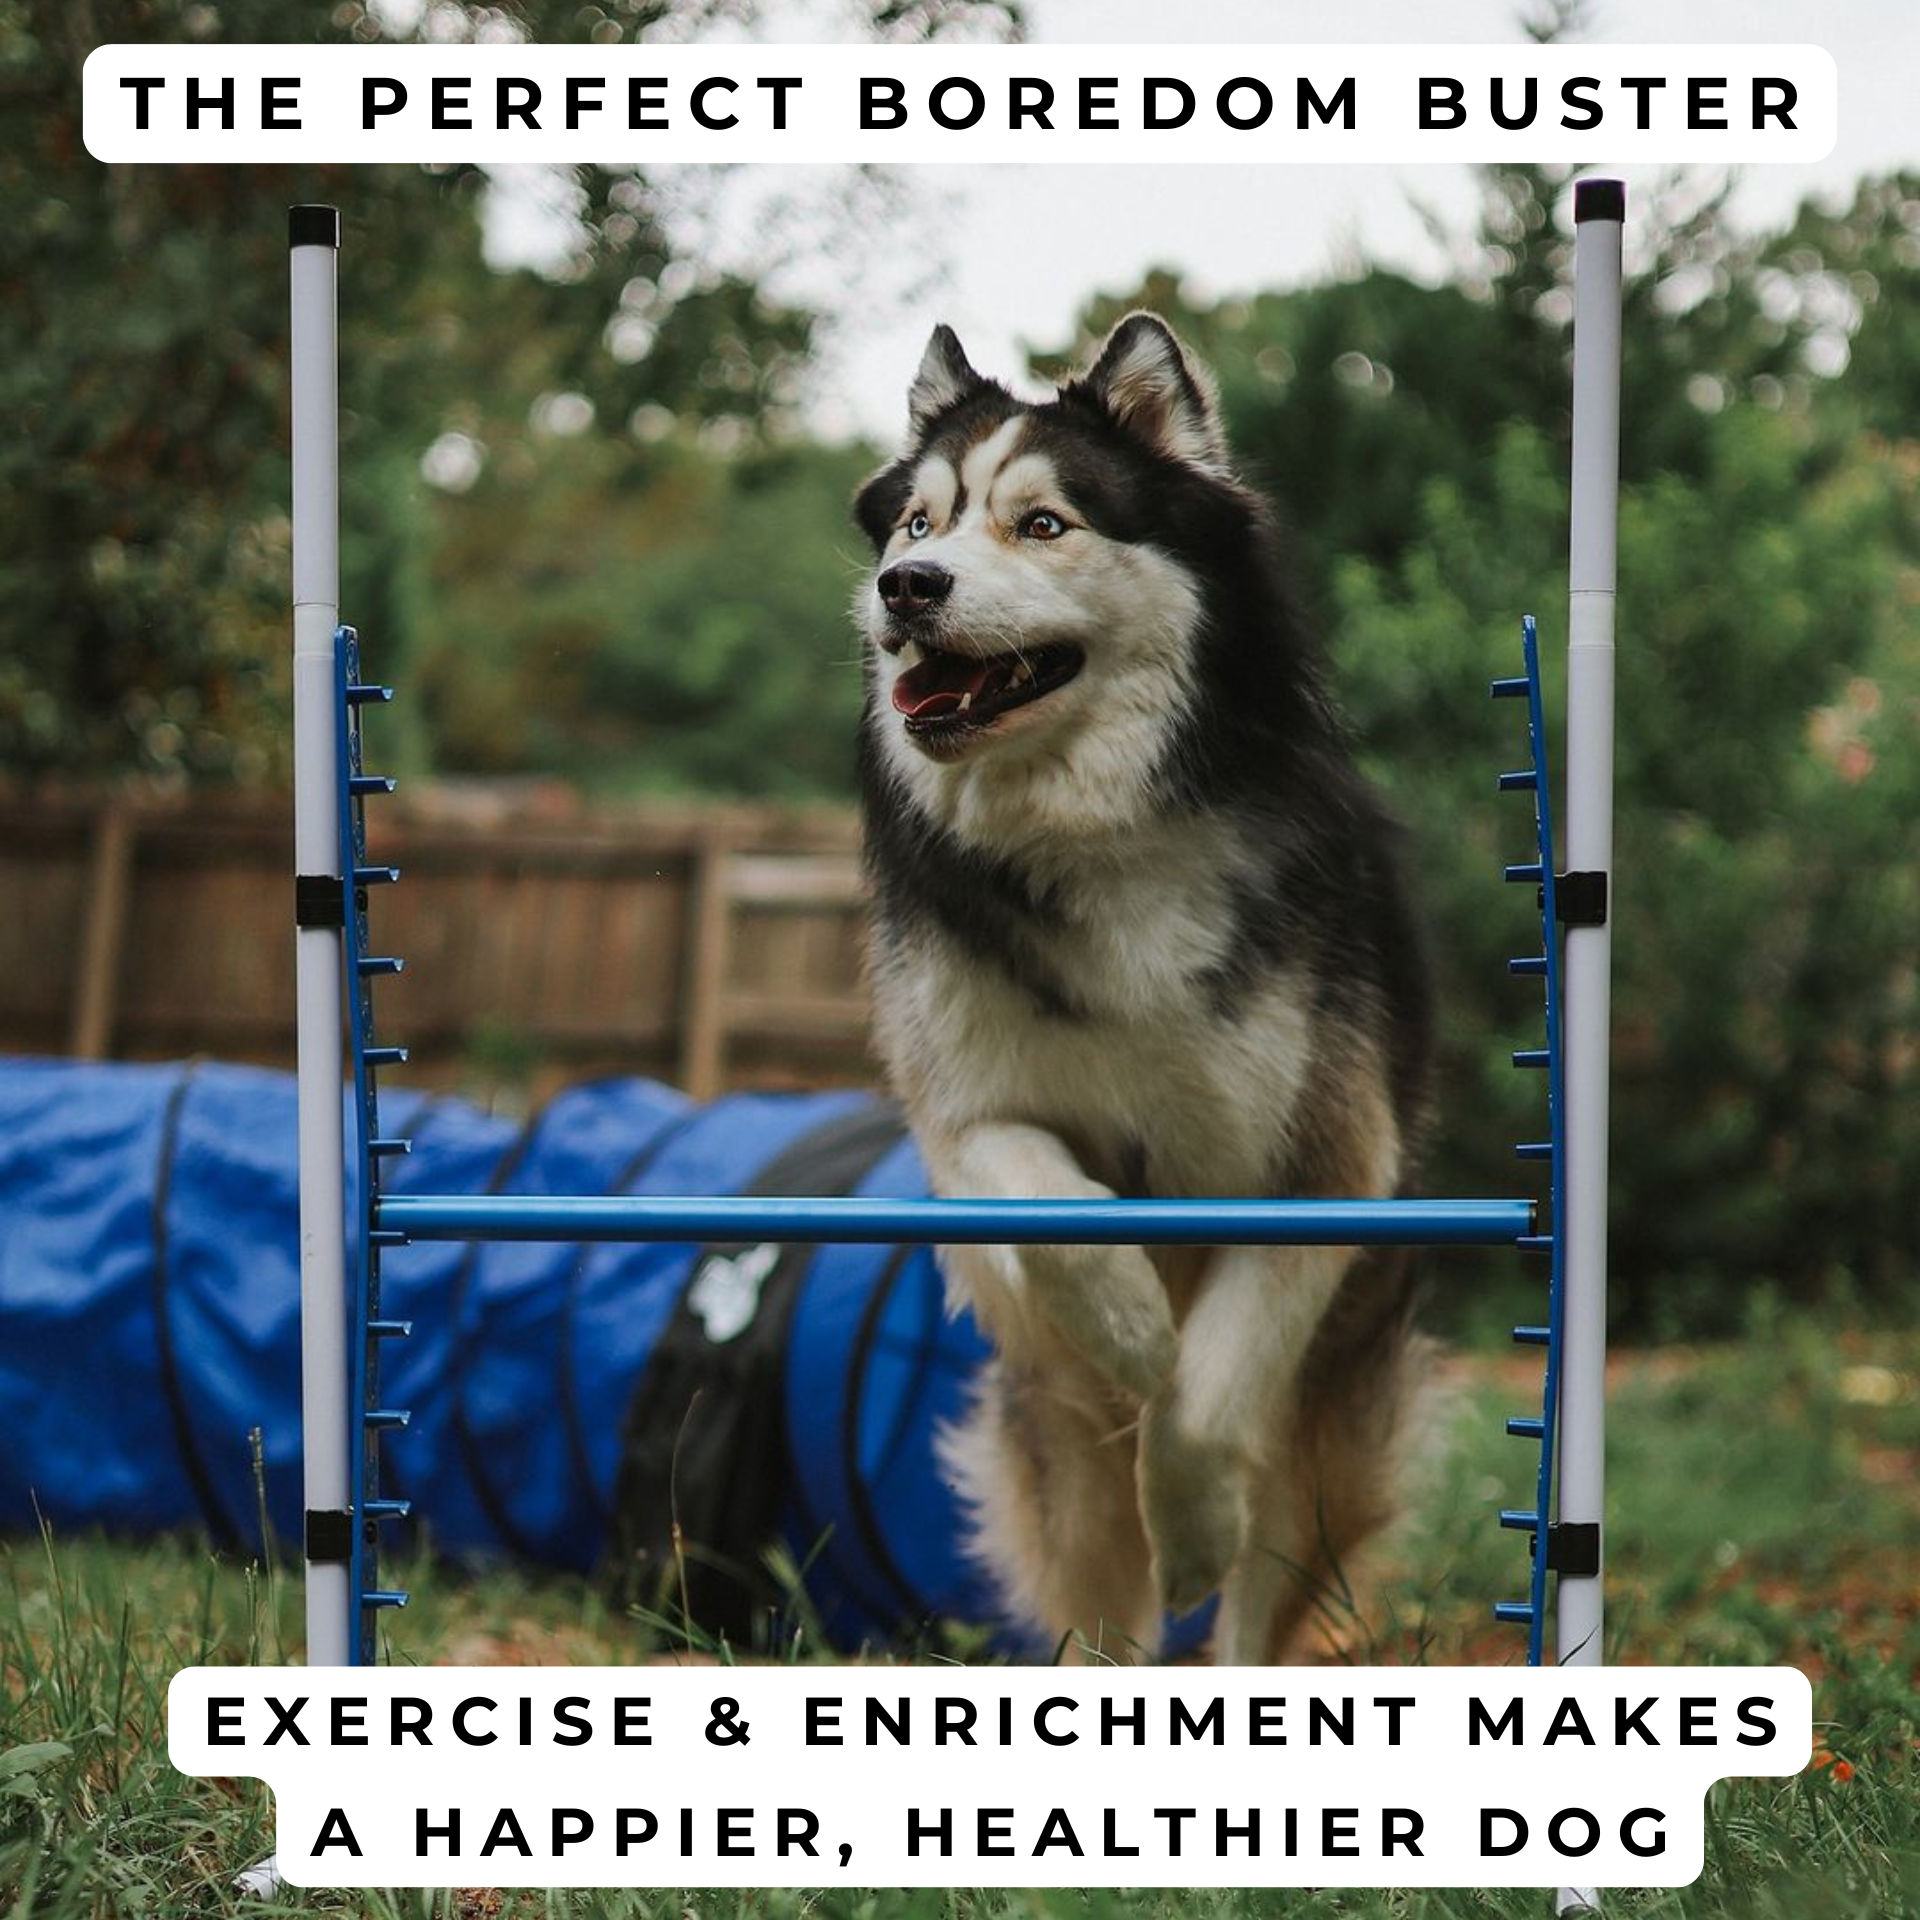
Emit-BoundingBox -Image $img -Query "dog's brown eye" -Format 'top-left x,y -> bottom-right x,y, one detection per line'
906,511 -> 931,540
1021,509 -> 1067,540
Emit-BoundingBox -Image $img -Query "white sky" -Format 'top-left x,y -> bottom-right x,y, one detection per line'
490,1 -> 1919,439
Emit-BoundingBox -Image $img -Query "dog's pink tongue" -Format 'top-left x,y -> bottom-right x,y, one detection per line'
892,652 -> 997,719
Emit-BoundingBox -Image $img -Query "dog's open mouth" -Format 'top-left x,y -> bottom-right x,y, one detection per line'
890,642 -> 1084,742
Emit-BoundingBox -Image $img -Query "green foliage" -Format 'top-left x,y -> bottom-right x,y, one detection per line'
1,0 -> 1015,784
409,431 -> 875,797
1329,408 -> 1917,1336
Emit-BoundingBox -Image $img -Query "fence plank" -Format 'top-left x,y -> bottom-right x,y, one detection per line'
68,800 -> 138,1059
677,822 -> 735,1101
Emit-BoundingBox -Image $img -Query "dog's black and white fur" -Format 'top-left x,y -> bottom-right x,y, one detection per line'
853,314 -> 1435,1664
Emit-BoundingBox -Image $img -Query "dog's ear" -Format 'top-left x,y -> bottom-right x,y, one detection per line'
907,324 -> 987,438
1075,312 -> 1229,472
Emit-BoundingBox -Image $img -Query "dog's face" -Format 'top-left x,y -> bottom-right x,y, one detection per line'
855,315 -> 1233,838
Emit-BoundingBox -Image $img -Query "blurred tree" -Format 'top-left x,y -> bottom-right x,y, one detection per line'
1329,412 -> 1917,1336
1742,170 -> 1920,445
409,426 -> 877,796
1036,164 -> 1868,621
0,0 -> 1018,786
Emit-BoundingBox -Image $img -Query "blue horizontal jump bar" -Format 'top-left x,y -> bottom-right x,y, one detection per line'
376,1194 -> 1537,1248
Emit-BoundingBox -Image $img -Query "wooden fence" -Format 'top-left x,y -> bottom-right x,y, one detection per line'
0,787 -> 876,1103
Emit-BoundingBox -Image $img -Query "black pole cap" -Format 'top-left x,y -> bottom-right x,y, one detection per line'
1573,177 -> 1625,225
289,204 -> 340,249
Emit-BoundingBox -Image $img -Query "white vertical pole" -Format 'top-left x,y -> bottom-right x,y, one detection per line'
289,204 -> 352,1670
1557,176 -> 1622,1671
1552,182 -> 1622,1916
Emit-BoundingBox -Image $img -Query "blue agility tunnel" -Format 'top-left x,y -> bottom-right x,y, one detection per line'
0,1055 -> 1026,1650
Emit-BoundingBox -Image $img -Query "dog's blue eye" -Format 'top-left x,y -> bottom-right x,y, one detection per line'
1022,510 -> 1067,540
906,512 -> 931,540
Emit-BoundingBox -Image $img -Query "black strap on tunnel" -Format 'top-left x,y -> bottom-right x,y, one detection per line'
603,1099 -> 908,1642
151,1061 -> 240,1548
839,1241 -> 941,1629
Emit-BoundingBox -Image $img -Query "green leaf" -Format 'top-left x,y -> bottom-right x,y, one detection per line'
0,1741 -> 73,1778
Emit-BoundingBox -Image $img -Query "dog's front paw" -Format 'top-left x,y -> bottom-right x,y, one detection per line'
1030,1242 -> 1177,1401
1138,1402 -> 1252,1614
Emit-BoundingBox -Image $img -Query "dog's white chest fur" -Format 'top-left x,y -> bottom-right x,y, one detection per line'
879,824 -> 1316,1201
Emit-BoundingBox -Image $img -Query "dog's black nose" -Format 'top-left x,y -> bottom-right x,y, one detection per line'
877,562 -> 953,617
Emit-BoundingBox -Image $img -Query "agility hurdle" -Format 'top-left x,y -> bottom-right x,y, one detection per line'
286,182 -> 1622,1711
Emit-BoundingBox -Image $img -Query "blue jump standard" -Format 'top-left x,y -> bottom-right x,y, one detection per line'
374,1194 -> 1537,1247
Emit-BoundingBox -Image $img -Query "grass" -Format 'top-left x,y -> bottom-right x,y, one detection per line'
2,1314 -> 1916,1918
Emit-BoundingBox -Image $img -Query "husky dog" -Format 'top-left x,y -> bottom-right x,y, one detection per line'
853,314 -> 1435,1664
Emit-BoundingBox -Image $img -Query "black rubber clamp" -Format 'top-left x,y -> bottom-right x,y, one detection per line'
305,1507 -> 355,1565
1555,870 -> 1609,928
296,873 -> 345,929
1574,179 -> 1626,225
1543,1521 -> 1602,1577
289,204 -> 340,249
